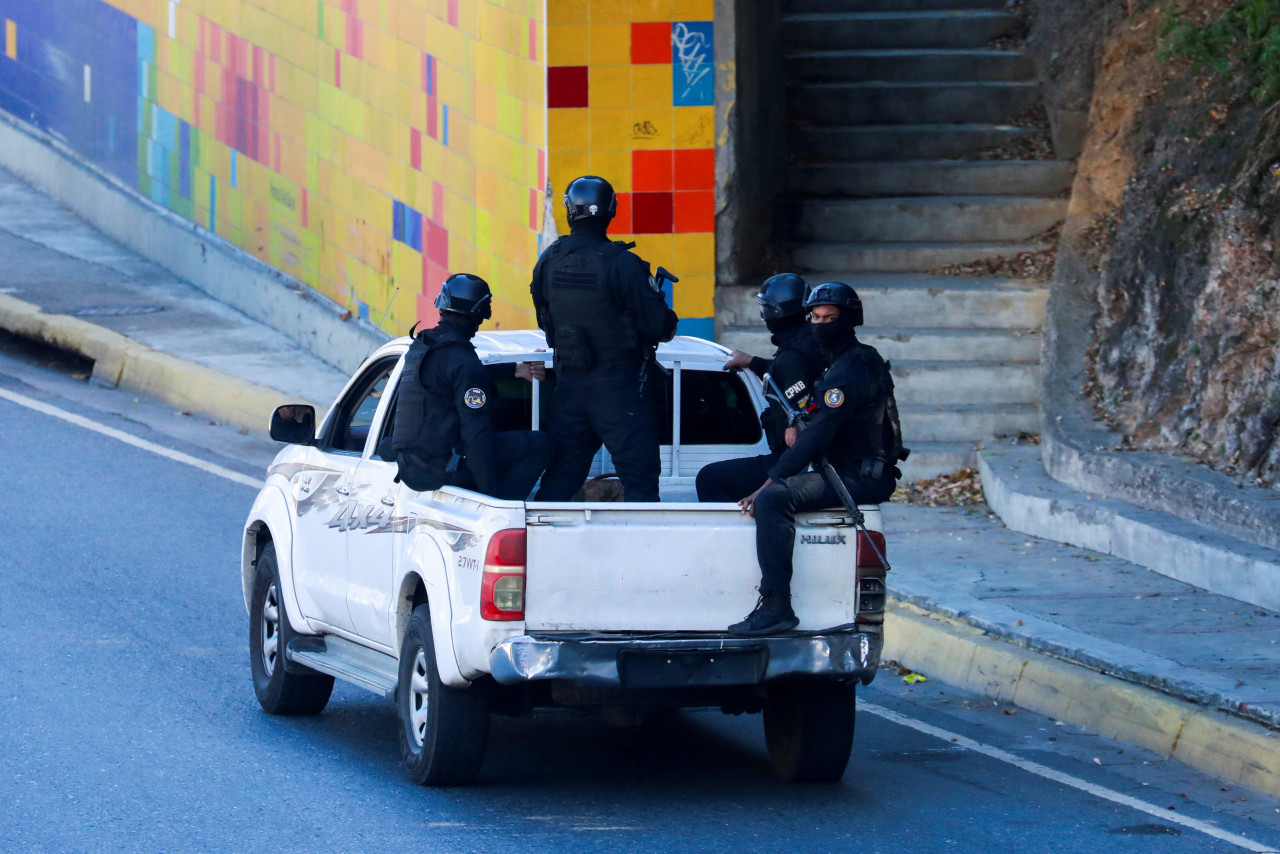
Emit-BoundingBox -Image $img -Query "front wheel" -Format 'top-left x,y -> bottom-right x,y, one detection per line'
397,605 -> 490,785
249,543 -> 334,715
763,681 -> 856,783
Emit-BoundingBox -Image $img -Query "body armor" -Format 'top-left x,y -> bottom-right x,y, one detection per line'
540,237 -> 640,371
817,342 -> 908,472
391,327 -> 473,489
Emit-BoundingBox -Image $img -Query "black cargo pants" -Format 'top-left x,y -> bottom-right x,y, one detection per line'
755,468 -> 896,594
534,362 -> 663,502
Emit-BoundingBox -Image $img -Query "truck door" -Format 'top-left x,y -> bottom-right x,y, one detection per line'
345,367 -> 403,649
291,356 -> 396,633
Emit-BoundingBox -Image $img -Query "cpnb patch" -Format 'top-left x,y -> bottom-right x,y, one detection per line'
464,388 -> 487,409
824,388 -> 845,408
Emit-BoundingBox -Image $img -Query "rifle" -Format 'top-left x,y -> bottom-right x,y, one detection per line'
638,266 -> 679,398
763,372 -> 891,570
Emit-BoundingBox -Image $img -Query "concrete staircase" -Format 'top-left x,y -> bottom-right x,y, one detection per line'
718,0 -> 1075,482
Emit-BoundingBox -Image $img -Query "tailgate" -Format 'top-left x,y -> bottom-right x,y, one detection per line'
523,503 -> 875,632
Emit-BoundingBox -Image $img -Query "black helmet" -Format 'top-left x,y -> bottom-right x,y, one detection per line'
805,281 -> 863,327
757,273 -> 809,324
563,175 -> 617,224
435,273 -> 492,319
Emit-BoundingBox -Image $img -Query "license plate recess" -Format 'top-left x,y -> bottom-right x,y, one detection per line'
617,646 -> 767,688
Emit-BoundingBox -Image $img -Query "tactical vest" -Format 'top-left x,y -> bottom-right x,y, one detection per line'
542,238 -> 640,370
823,344 -> 909,470
391,329 -> 469,459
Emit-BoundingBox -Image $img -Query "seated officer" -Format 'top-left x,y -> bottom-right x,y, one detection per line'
730,282 -> 905,636
696,273 -> 827,503
391,273 -> 552,501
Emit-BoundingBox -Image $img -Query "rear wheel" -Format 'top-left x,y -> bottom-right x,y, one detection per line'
763,681 -> 856,783
249,543 -> 334,715
397,605 -> 490,785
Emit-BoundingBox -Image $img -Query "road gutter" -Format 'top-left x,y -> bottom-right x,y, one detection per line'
884,601 -> 1280,798
0,293 -> 322,435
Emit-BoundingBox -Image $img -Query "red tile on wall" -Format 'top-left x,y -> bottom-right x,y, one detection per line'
632,192 -> 673,234
674,190 -> 715,233
410,128 -> 422,170
547,66 -> 588,108
426,219 -> 449,266
613,192 -> 632,233
674,148 -> 715,190
632,149 -> 673,191
631,22 -> 671,64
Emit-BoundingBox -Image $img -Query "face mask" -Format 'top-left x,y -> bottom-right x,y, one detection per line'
811,319 -> 850,350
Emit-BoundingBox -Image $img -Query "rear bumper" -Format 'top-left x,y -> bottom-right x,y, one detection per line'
489,630 -> 880,688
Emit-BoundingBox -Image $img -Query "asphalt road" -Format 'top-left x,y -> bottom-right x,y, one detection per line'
3,334 -> 1280,854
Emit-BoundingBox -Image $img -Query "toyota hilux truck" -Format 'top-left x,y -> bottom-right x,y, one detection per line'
241,331 -> 888,785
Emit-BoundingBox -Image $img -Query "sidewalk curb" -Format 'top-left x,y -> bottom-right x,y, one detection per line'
0,294 -> 322,435
976,446 -> 1280,612
884,602 -> 1280,797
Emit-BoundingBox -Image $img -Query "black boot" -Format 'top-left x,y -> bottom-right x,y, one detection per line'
728,591 -> 799,636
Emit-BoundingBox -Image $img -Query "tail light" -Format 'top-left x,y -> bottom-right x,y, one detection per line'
481,529 -> 526,621
856,529 -> 887,569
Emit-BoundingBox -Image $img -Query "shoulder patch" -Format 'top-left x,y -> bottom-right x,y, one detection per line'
648,274 -> 661,292
464,388 -> 487,409
824,388 -> 845,408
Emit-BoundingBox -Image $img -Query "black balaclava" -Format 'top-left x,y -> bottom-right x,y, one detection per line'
766,312 -> 806,338
569,217 -> 609,239
811,312 -> 857,353
439,310 -> 482,339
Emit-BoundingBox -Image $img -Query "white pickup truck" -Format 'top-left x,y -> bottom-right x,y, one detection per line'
242,331 -> 888,785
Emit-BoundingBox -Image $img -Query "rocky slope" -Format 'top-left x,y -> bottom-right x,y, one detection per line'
1034,0 -> 1280,485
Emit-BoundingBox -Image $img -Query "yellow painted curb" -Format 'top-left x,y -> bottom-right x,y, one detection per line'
884,601 -> 1280,797
0,293 -> 322,435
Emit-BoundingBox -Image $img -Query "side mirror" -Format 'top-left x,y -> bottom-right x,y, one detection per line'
269,404 -> 317,445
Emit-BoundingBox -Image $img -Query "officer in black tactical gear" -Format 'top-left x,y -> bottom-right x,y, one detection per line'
391,273 -> 552,500
730,281 -> 907,636
530,175 -> 679,502
696,273 -> 827,502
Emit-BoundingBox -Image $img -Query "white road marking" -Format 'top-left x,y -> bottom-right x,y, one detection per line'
0,387 -> 262,489
862,701 -> 1279,853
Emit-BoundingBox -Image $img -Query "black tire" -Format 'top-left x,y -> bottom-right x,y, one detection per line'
763,681 -> 857,783
249,542 -> 334,715
397,605 -> 490,785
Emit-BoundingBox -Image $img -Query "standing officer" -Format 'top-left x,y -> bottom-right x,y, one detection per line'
730,282 -> 906,635
531,175 -> 679,502
696,273 -> 827,502
391,273 -> 552,500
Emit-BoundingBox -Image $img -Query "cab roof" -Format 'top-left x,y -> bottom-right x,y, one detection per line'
384,330 -> 730,362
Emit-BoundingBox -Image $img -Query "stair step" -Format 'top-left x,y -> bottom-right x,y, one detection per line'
790,240 -> 1054,273
784,11 -> 1022,51
787,48 -> 1034,83
899,441 -> 978,481
719,325 -> 1040,362
787,160 -> 1075,198
791,81 -> 1041,125
891,359 -> 1042,405
786,196 -> 1066,242
789,0 -> 1012,11
793,124 -> 1045,162
899,402 -> 1040,443
715,276 -> 1048,329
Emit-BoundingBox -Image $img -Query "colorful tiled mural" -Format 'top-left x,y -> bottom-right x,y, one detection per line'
0,0 -> 715,337
546,1 -> 715,339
